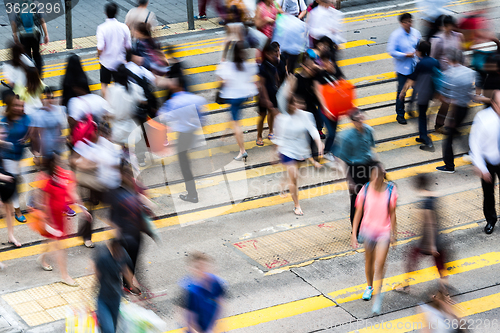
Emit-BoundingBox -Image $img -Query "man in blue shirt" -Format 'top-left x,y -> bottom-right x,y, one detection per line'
387,13 -> 422,125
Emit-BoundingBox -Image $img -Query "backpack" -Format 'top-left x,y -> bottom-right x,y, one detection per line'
71,113 -> 98,146
127,69 -> 158,122
357,181 -> 395,243
17,0 -> 42,39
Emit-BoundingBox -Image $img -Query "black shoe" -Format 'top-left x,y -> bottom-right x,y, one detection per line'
179,194 -> 199,203
415,138 -> 425,143
319,130 -> 326,140
436,166 -> 455,173
485,223 -> 495,234
396,116 -> 407,125
420,143 -> 435,152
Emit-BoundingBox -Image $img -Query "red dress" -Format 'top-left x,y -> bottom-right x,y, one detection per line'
42,166 -> 75,239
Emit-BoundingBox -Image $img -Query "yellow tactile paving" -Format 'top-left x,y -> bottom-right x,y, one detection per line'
2,290 -> 34,306
74,275 -> 97,289
37,295 -> 67,310
11,301 -> 44,316
46,305 -> 71,321
26,285 -> 58,300
21,311 -> 55,326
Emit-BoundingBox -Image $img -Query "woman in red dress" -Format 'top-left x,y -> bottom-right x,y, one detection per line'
37,155 -> 91,287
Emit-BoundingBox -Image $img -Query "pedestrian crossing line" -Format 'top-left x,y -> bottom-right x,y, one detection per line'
164,252 -> 500,333
0,156 -> 471,261
348,291 -> 500,333
337,53 -> 392,67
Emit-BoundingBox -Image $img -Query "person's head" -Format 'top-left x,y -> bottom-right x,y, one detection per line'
25,66 -> 42,95
442,15 -> 456,33
114,64 -> 129,90
168,72 -> 186,93
301,54 -> 318,77
350,109 -> 364,131
491,90 -> 500,115
64,54 -> 90,93
369,163 -> 386,186
317,36 -> 333,53
445,47 -> 462,65
415,173 -> 430,191
227,4 -> 243,23
399,13 -> 413,32
320,51 -> 335,72
105,2 -> 118,19
416,40 -> 431,58
138,0 -> 149,6
4,94 -> 24,120
10,42 -> 25,68
134,22 -> 152,39
263,41 -> 279,64
188,252 -> 212,279
41,86 -> 56,107
270,41 -> 280,54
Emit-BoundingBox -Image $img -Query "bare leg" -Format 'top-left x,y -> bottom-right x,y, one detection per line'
100,83 -> 108,98
232,120 -> 246,154
54,239 -> 76,285
287,162 -> 300,209
373,242 -> 390,297
365,245 -> 375,287
5,204 -> 20,247
257,113 -> 266,142
268,111 -> 275,135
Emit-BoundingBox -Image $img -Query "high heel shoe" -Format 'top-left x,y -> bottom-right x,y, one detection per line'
234,152 -> 248,162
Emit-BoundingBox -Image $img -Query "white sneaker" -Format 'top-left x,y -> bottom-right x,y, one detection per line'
324,152 -> 335,162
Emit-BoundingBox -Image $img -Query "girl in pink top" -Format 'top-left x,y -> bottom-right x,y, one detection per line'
351,163 -> 398,315
255,0 -> 280,38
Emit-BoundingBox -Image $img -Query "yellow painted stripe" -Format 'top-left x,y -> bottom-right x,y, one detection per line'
0,156 -> 472,261
338,53 -> 392,67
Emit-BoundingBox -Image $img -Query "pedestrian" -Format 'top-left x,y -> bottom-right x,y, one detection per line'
36,154 -> 92,287
277,0 -> 306,18
335,109 -> 376,226
132,22 -> 169,75
306,36 -> 335,64
13,66 -> 46,115
0,120 -> 18,253
195,0 -> 227,24
61,54 -> 91,108
96,2 -> 132,98
94,240 -> 135,333
273,94 -> 322,215
395,174 -> 448,294
2,42 -> 35,90
350,163 -> 397,315
216,41 -> 258,161
256,42 -> 280,147
9,0 -> 50,74
179,252 -> 226,333
436,48 -> 475,174
387,12 -> 422,125
469,90 -> 500,235
314,51 -> 345,160
430,15 -> 464,132
306,0 -> 344,54
255,0 -> 280,39
2,93 -> 32,230
399,40 -> 439,152
125,0 -> 158,32
159,74 -> 206,203
420,290 -> 461,333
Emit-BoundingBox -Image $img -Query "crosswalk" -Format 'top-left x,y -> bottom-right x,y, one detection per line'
1,2 -> 499,328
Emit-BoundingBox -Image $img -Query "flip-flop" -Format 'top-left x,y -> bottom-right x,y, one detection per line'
293,207 -> 304,216
36,257 -> 53,271
256,139 -> 264,146
267,134 -> 275,140
60,280 -> 79,287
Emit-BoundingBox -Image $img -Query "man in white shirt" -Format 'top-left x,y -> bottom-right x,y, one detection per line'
97,2 -> 132,97
469,90 -> 500,235
125,0 -> 158,32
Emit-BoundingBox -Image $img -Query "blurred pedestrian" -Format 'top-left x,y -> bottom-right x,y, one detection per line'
13,66 -> 46,115
2,42 -> 34,90
179,252 -> 226,333
399,40 -> 439,152
94,240 -> 135,333
61,54 -> 90,108
274,94 -> 322,215
132,22 -> 169,75
159,75 -> 206,203
420,290 -> 461,333
436,48 -> 474,174
469,90 -> 500,235
387,13 -> 422,125
255,0 -> 280,39
216,42 -> 258,161
256,42 -> 280,147
9,0 -> 50,74
306,36 -> 335,64
37,154 -> 92,287
395,174 -> 448,294
2,94 -> 32,230
125,0 -> 158,32
335,110 -> 376,226
430,16 -> 464,132
277,0 -> 306,18
306,0 -> 344,53
195,0 -> 226,24
97,2 -> 132,97
351,163 -> 397,315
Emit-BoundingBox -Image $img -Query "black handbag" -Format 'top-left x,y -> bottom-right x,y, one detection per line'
0,169 -> 17,203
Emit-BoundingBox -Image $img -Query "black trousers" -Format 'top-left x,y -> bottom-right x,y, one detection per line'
443,105 -> 468,170
20,35 -> 42,74
482,162 -> 500,226
347,163 -> 375,226
178,131 -> 197,197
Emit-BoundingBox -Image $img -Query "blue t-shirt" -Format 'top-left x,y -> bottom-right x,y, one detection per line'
182,274 -> 225,332
1,115 -> 31,161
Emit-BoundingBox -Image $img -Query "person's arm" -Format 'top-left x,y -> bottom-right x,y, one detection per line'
387,31 -> 413,59
10,21 -> 19,44
389,195 -> 397,245
399,78 -> 414,100
350,190 -> 364,248
258,75 -> 274,110
297,0 -> 307,19
96,26 -> 104,57
469,116 -> 491,182
68,173 -> 92,220
40,18 -> 49,44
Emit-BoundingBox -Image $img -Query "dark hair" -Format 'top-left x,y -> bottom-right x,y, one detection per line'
232,41 -> 245,71
399,12 -> 412,23
442,15 -> 456,27
10,42 -> 25,68
415,173 -> 430,190
3,92 -> 19,121
25,66 -> 42,96
42,86 -> 54,98
227,4 -> 242,23
115,64 -> 129,90
318,36 -> 334,49
138,0 -> 148,5
105,2 -> 118,18
320,50 -> 333,62
63,54 -> 90,93
135,22 -> 152,38
263,41 -> 279,55
349,108 -> 362,121
417,40 -> 431,57
270,41 -> 280,50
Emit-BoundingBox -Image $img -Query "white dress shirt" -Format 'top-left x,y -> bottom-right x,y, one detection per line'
68,94 -> 112,122
96,18 -> 132,71
469,107 -> 500,175
216,61 -> 258,99
307,6 -> 345,45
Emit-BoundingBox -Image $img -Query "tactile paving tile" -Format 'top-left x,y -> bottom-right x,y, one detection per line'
36,295 -> 68,310
2,290 -> 34,306
74,275 -> 97,289
11,301 -> 44,316
46,305 -> 71,321
232,187 -> 497,271
21,311 -> 55,326
27,285 -> 58,300
60,290 -> 87,304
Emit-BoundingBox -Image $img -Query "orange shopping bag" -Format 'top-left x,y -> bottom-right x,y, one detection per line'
319,78 -> 356,120
144,119 -> 167,154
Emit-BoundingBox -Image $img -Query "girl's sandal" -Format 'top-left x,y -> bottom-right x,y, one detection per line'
256,139 -> 264,146
293,207 -> 304,216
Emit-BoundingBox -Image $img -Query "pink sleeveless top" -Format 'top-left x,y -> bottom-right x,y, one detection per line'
257,2 -> 278,38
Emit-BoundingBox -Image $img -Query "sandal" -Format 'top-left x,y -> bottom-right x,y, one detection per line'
293,207 -> 304,216
36,256 -> 53,271
84,240 -> 95,248
267,133 -> 275,140
60,279 -> 79,287
256,139 -> 264,146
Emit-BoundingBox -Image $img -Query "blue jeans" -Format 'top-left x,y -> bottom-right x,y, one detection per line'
320,111 -> 338,153
227,98 -> 247,121
418,104 -> 431,145
396,73 -> 409,117
97,298 -> 120,333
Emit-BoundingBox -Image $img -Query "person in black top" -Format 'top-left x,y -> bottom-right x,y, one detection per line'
61,54 -> 91,108
257,42 -> 280,146
314,51 -> 345,161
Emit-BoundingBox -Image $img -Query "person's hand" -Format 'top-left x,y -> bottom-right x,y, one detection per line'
0,174 -> 14,183
474,167 -> 492,182
399,91 -> 406,101
405,52 -> 415,58
84,210 -> 93,222
390,234 -> 397,245
44,35 -> 49,44
351,235 -> 358,249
